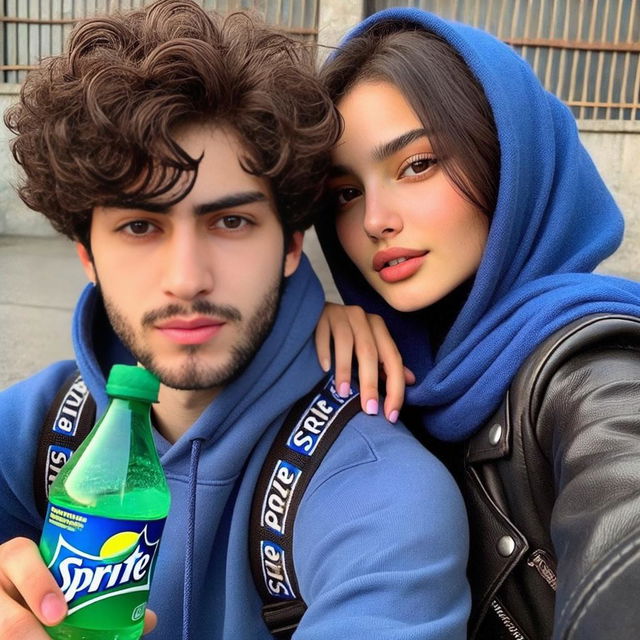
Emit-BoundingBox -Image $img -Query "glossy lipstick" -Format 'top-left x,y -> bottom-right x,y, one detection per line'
373,247 -> 428,283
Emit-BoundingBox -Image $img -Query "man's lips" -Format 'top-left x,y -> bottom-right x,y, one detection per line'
155,316 -> 225,345
372,248 -> 428,284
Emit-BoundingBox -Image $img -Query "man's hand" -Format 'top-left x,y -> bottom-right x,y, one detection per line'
0,537 -> 157,638
315,302 -> 415,423
0,537 -> 67,638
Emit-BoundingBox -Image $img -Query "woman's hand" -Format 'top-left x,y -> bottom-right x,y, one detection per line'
315,302 -> 415,423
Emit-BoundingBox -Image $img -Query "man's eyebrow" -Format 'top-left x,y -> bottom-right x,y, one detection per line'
193,191 -> 267,216
372,128 -> 429,162
113,201 -> 171,214
111,191 -> 268,215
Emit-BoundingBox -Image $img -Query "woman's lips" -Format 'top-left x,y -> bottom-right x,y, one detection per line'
373,248 -> 428,283
155,317 -> 225,345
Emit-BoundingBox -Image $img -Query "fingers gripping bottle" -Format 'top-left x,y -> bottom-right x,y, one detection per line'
39,365 -> 171,639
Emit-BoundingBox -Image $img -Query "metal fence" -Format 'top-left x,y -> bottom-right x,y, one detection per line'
366,0 -> 640,121
0,0 -> 319,83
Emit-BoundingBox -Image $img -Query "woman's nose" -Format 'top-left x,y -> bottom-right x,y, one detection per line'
363,191 -> 403,241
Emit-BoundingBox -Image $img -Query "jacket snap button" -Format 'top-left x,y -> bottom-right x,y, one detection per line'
497,536 -> 516,557
488,423 -> 502,446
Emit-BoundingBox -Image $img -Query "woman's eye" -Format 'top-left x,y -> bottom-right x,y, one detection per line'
215,215 -> 249,230
401,156 -> 437,178
336,187 -> 362,206
122,220 -> 156,236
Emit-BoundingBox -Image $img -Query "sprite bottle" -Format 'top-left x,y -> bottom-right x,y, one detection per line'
39,364 -> 171,639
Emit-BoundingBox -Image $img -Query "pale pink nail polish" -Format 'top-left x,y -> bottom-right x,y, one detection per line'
365,399 -> 379,415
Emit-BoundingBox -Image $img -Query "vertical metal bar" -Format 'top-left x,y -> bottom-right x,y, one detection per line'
579,1 -> 598,121
0,0 -> 5,82
620,0 -> 640,121
496,0 -> 506,40
633,54 -> 640,123
521,0 -> 534,70
62,0 -> 72,52
543,0 -> 559,88
592,0 -> 610,119
631,0 -> 640,122
6,0 -> 17,83
510,0 -> 521,40
18,0 -> 29,82
41,0 -> 51,59
553,0 -> 567,103
532,0 -> 545,83
472,0 -> 481,27
604,0 -> 623,118
50,0 -> 61,62
568,0 -> 583,116
29,0 -> 40,72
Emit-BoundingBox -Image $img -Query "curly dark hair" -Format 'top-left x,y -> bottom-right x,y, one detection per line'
4,0 -> 340,247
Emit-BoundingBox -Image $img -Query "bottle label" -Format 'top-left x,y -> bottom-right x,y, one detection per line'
40,504 -> 166,629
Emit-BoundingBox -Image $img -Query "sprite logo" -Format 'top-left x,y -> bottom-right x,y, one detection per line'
47,526 -> 160,615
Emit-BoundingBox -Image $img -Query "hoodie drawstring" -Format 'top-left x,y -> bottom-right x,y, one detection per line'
183,438 -> 204,640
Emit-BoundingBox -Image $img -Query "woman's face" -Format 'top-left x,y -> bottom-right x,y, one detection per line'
329,80 -> 489,313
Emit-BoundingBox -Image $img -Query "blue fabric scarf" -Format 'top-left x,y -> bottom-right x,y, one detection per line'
316,8 -> 640,442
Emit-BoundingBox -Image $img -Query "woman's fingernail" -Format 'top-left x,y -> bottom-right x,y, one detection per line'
365,399 -> 379,415
41,592 -> 66,624
339,382 -> 351,398
388,410 -> 399,424
321,358 -> 330,372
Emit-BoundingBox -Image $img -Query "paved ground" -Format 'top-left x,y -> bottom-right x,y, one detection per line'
0,231 -> 340,390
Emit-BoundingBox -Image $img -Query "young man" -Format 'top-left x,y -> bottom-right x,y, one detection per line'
0,1 -> 470,637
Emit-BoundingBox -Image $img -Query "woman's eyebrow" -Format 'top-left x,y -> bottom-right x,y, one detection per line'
372,128 -> 429,162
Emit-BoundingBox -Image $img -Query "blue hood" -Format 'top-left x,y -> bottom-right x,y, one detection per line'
316,8 -> 640,442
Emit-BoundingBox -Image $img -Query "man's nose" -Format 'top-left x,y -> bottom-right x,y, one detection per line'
161,228 -> 214,301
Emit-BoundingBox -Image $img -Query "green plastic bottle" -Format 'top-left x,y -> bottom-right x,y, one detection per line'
39,364 -> 171,640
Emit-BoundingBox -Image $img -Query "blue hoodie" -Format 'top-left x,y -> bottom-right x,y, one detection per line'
316,8 -> 640,443
0,254 -> 470,638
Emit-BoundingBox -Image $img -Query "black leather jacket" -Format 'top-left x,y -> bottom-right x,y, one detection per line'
456,313 -> 640,639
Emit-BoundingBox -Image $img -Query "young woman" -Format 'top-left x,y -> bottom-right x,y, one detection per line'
315,8 -> 640,640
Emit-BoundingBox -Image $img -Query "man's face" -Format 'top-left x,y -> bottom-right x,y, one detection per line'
78,124 -> 302,392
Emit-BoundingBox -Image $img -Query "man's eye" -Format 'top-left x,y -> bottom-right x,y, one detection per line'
215,216 -> 249,230
122,220 -> 155,235
336,187 -> 362,206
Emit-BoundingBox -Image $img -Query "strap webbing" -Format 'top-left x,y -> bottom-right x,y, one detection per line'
34,369 -> 96,517
249,375 -> 361,638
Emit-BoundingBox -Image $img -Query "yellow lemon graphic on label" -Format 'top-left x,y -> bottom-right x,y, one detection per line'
99,531 -> 140,560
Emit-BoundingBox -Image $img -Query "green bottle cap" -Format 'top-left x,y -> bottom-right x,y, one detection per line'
105,364 -> 160,403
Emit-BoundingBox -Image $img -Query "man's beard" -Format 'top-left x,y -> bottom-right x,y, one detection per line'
99,276 -> 283,391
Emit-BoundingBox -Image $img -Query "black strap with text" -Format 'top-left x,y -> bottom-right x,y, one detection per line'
34,369 -> 96,517
249,376 -> 361,638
